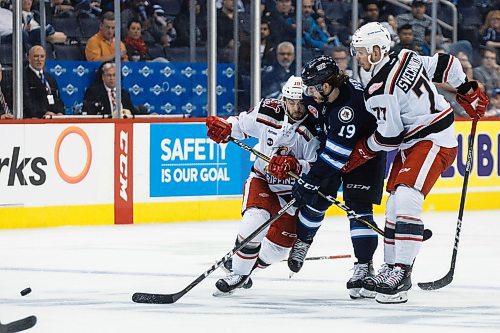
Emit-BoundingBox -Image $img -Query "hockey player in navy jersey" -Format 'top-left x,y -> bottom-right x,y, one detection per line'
205,76 -> 321,295
288,55 -> 387,299
346,22 -> 488,303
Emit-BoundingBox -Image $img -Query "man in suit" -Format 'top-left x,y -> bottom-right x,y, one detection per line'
23,45 -> 65,118
82,62 -> 137,116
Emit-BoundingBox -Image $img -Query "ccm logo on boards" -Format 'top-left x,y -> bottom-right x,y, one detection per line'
118,130 -> 128,201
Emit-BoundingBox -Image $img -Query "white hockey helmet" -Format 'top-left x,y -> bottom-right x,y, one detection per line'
351,22 -> 391,57
281,76 -> 304,100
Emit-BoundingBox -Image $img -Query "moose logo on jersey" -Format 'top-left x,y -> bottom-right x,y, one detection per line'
338,106 -> 354,123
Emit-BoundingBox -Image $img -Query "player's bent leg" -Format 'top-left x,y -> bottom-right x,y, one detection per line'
361,194 -> 396,297
345,200 -> 378,299
215,208 -> 270,295
375,186 -> 423,303
288,204 -> 326,273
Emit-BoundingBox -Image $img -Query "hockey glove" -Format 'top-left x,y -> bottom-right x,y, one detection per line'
456,80 -> 488,119
341,138 -> 376,173
292,174 -> 321,208
268,155 -> 301,180
206,116 -> 232,143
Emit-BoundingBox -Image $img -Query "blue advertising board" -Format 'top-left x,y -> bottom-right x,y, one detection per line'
46,61 -> 235,117
150,123 -> 257,197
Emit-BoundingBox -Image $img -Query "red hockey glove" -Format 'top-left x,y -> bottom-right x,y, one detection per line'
341,138 -> 376,173
268,155 -> 301,180
206,116 -> 232,143
456,80 -> 489,119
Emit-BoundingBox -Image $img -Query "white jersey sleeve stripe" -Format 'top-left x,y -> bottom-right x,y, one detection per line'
325,139 -> 352,157
319,153 -> 344,170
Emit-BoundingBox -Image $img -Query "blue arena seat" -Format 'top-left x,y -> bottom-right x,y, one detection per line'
53,44 -> 84,61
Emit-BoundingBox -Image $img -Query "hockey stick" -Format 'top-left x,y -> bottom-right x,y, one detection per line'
418,116 -> 479,291
228,137 -> 433,241
284,254 -> 351,262
132,198 -> 296,304
0,315 -> 37,333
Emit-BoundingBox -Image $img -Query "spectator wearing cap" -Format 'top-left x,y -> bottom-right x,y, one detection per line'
473,48 -> 500,98
85,11 -> 128,61
485,87 -> 500,117
396,0 -> 442,47
392,24 -> 423,55
152,4 -> 177,47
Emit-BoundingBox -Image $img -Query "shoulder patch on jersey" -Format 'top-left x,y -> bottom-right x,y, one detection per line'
308,105 -> 319,118
338,106 -> 354,123
368,82 -> 384,95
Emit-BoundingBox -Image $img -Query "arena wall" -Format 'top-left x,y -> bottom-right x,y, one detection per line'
0,118 -> 498,229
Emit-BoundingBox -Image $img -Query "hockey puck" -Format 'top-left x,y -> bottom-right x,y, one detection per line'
20,288 -> 32,296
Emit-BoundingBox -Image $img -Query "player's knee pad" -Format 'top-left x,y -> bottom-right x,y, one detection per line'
239,207 -> 271,245
393,186 -> 424,218
258,237 -> 290,265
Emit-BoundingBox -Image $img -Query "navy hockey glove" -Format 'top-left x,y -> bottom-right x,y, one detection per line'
292,174 -> 321,208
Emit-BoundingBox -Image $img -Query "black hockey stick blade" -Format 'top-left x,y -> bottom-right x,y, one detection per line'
132,292 -> 178,304
417,271 -> 453,290
423,228 -> 432,241
0,315 -> 37,333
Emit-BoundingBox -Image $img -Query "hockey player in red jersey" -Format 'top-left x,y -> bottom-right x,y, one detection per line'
205,76 -> 320,295
347,22 -> 488,304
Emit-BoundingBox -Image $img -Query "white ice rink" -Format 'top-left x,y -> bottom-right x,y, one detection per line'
0,210 -> 499,333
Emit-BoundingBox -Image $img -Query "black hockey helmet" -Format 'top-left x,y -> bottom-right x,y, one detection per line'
301,55 -> 340,87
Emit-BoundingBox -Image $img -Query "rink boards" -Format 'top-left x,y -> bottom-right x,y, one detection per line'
0,118 -> 499,229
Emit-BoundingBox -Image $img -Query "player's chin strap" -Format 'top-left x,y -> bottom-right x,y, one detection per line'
228,136 -> 433,241
229,136 -> 433,241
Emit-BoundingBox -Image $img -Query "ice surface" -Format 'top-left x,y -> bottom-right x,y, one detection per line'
0,210 -> 499,332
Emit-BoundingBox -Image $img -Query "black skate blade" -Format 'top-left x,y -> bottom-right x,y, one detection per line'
0,315 -> 37,333
132,292 -> 178,304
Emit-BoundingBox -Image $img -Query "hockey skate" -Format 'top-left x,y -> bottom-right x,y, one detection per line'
375,264 -> 412,304
213,273 -> 253,297
347,261 -> 374,299
287,239 -> 311,274
360,263 -> 393,298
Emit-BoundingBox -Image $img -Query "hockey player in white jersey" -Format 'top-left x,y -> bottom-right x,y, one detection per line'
205,76 -> 320,295
346,22 -> 488,304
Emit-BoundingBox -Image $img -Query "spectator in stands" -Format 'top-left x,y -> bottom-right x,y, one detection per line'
300,0 -> 328,49
391,24 -> 423,55
359,0 -> 380,27
266,0 -> 295,43
0,7 -> 30,49
217,0 -> 246,62
121,0 -> 159,46
0,63 -> 13,119
330,45 -> 352,78
124,19 -> 150,62
22,0 -> 67,46
23,45 -> 64,118
82,62 -> 137,116
85,11 -> 128,62
260,20 -> 276,66
173,0 -> 207,47
473,48 -> 500,98
396,0 -> 442,47
261,41 -> 295,98
486,87 -> 500,117
481,10 -> 500,53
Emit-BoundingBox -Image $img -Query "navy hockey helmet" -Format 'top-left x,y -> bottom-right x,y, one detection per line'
301,55 -> 347,90
301,55 -> 340,86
